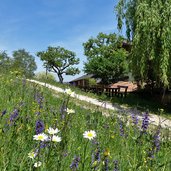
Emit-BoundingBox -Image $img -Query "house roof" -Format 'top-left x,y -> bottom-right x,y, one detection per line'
69,74 -> 94,82
109,81 -> 137,92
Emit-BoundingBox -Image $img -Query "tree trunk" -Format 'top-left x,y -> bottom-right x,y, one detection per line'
161,88 -> 166,104
58,73 -> 63,84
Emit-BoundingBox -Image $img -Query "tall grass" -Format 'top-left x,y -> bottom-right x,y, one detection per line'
0,75 -> 171,170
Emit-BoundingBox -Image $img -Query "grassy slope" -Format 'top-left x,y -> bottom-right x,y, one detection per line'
34,78 -> 171,119
0,76 -> 171,170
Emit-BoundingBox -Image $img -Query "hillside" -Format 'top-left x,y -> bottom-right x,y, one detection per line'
0,75 -> 171,170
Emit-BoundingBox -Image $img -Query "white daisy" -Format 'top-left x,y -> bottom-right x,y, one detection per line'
33,133 -> 48,141
52,135 -> 62,142
64,88 -> 74,96
47,127 -> 59,135
28,151 -> 36,159
83,130 -> 96,140
66,108 -> 75,114
34,161 -> 42,167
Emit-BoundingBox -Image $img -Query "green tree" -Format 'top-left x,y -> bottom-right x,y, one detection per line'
0,51 -> 12,74
12,49 -> 37,78
116,0 -> 171,88
83,32 -> 129,84
37,46 -> 80,83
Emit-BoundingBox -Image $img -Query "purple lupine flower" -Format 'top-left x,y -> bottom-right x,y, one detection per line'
147,127 -> 161,159
153,127 -> 161,153
91,140 -> 100,169
70,156 -> 81,170
1,109 -> 7,116
9,109 -> 19,122
131,113 -> 139,125
34,92 -> 44,109
113,160 -> 119,171
35,148 -> 39,154
94,147 -> 100,162
35,120 -> 45,134
40,141 -> 49,148
92,139 -> 100,146
36,96 -> 44,109
119,120 -> 124,136
63,151 -> 68,157
91,147 -> 101,169
35,111 -> 41,115
141,112 -> 149,132
148,150 -> 154,159
104,158 -> 109,171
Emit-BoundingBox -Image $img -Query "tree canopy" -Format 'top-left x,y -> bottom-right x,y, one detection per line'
12,49 -> 37,78
0,51 -> 12,73
0,49 -> 37,77
116,0 -> 171,88
37,46 -> 80,83
83,32 -> 129,84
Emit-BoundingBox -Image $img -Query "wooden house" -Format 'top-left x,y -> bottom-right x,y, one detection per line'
69,74 -> 101,87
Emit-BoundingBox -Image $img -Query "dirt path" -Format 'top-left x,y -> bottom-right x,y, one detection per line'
28,79 -> 171,129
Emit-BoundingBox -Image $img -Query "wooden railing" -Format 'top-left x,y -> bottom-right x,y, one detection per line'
77,85 -> 128,98
117,85 -> 128,97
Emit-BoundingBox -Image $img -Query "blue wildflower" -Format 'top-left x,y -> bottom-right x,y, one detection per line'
35,120 -> 45,134
1,109 -> 7,116
119,120 -> 124,136
70,156 -> 80,170
131,113 -> 139,125
113,160 -> 119,171
141,112 -> 149,132
153,127 -> 160,153
104,158 -> 109,171
9,109 -> 19,122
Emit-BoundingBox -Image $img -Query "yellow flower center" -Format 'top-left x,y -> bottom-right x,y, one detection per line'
38,135 -> 44,140
87,132 -> 93,137
30,153 -> 34,157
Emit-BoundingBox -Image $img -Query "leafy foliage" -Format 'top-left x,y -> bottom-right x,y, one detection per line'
0,50 -> 37,78
86,78 -> 97,87
0,51 -> 12,74
116,0 -> 171,88
35,71 -> 56,82
83,32 -> 129,84
12,49 -> 37,78
37,46 -> 80,83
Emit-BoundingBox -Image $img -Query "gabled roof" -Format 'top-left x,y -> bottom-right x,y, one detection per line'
69,74 -> 94,82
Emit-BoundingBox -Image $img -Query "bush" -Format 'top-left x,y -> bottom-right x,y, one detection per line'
35,71 -> 56,82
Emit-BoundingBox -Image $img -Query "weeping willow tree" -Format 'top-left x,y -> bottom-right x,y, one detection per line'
116,0 -> 171,89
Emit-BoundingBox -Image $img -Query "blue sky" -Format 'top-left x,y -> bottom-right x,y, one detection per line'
0,0 -> 121,82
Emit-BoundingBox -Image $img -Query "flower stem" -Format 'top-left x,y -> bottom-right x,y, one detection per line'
82,140 -> 89,171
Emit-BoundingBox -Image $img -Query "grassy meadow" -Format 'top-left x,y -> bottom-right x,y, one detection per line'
0,75 -> 171,171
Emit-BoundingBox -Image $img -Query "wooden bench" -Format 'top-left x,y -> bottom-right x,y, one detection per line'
117,85 -> 128,97
104,87 -> 120,97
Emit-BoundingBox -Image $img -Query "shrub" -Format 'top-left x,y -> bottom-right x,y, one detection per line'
35,71 -> 56,82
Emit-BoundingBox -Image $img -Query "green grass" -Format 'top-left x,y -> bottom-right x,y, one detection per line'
0,75 -> 171,170
34,77 -> 171,119
33,77 -> 99,98
110,93 -> 171,119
